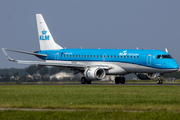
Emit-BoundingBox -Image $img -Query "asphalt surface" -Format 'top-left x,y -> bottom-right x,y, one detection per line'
0,83 -> 180,85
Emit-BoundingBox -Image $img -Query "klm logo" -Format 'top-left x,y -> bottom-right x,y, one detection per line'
39,29 -> 50,40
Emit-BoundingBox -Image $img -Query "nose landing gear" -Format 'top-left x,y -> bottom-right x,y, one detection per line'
157,75 -> 163,84
157,79 -> 163,84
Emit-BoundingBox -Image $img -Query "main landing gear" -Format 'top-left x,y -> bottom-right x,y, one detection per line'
157,78 -> 163,84
115,77 -> 125,84
81,77 -> 92,84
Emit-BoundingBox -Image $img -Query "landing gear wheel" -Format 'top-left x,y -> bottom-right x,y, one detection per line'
115,77 -> 120,84
81,77 -> 87,84
121,77 -> 125,84
157,79 -> 163,84
157,80 -> 160,84
87,80 -> 92,84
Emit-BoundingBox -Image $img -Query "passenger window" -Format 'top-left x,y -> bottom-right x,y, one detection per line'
78,55 -> 80,57
84,55 -> 86,57
70,55 -> 71,57
107,55 -> 109,58
100,55 -> 102,58
63,55 -> 65,57
97,55 -> 98,58
130,56 -> 132,58
123,56 -> 125,58
87,55 -> 89,58
133,56 -> 135,58
127,56 -> 129,58
120,56 -> 122,58
117,56 -> 119,58
137,56 -> 139,58
114,56 -> 116,58
93,55 -> 95,58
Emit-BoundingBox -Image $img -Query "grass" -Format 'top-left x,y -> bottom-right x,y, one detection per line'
0,110 -> 180,120
0,85 -> 180,119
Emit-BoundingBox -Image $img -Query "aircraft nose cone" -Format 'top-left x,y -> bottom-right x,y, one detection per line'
173,62 -> 179,69
168,61 -> 179,72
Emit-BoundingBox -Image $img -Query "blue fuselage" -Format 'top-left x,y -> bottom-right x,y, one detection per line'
37,49 -> 179,73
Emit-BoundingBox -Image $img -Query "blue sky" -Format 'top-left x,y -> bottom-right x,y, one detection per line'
0,0 -> 180,68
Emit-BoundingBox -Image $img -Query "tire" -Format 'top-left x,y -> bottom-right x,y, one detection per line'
81,77 -> 87,84
121,77 -> 125,84
115,77 -> 120,84
157,80 -> 160,84
160,79 -> 163,84
87,80 -> 92,84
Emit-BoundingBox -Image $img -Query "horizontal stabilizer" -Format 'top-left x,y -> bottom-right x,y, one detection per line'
3,48 -> 47,57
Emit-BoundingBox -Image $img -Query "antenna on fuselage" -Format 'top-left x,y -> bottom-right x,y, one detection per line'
136,47 -> 138,50
165,48 -> 168,53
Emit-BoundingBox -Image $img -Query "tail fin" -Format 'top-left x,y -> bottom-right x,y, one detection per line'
36,14 -> 63,50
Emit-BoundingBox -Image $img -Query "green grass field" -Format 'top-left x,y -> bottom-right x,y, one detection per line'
0,85 -> 180,119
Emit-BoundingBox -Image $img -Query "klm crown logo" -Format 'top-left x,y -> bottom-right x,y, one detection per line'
40,29 -> 50,40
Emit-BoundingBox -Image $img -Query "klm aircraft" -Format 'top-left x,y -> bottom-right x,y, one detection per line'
2,14 -> 179,84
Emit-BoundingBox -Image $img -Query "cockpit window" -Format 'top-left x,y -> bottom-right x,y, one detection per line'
157,55 -> 172,59
162,55 -> 172,59
156,55 -> 161,59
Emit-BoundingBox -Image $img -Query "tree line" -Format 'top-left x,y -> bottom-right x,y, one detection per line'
0,65 -> 179,82
0,65 -> 75,82
163,71 -> 180,79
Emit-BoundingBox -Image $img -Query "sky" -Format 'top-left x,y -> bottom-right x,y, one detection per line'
0,0 -> 180,68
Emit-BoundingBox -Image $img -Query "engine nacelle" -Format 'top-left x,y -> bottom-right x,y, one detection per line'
84,67 -> 106,80
136,73 -> 156,80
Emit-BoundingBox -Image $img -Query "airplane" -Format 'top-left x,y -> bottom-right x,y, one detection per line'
2,14 -> 179,84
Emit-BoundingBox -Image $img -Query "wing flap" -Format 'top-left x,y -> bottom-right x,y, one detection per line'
17,60 -> 110,69
17,60 -> 85,68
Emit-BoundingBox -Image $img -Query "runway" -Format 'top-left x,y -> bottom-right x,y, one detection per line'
0,83 -> 180,86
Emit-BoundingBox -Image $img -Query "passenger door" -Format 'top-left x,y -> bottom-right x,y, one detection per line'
147,54 -> 152,66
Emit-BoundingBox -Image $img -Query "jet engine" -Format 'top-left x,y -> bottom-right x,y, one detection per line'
84,67 -> 106,80
136,73 -> 156,80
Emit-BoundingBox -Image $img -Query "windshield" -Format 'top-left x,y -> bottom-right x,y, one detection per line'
156,55 -> 172,59
162,55 -> 172,59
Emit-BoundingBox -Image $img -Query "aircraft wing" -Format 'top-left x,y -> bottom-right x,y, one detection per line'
2,48 -> 47,57
2,48 -> 110,69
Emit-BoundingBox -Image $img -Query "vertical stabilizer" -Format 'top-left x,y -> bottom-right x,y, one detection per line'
36,14 -> 63,50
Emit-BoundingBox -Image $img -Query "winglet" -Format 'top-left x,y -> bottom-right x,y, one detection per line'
2,48 -> 17,62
